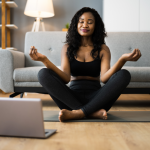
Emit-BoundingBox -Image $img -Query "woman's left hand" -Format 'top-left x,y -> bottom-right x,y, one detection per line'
121,48 -> 142,62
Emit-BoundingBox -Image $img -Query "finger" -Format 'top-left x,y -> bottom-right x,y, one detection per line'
32,49 -> 36,55
31,46 -> 36,51
33,47 -> 37,52
137,49 -> 140,57
33,49 -> 38,57
138,49 -> 142,56
137,50 -> 142,58
35,49 -> 38,56
32,49 -> 34,54
133,49 -> 139,58
132,49 -> 137,53
135,49 -> 139,56
133,50 -> 141,60
134,55 -> 141,61
30,47 -> 34,50
33,49 -> 36,55
129,49 -> 136,58
30,46 -> 33,48
30,46 -> 34,52
130,49 -> 137,56
136,49 -> 141,57
132,55 -> 138,61
33,50 -> 38,59
31,50 -> 37,59
29,48 -> 33,55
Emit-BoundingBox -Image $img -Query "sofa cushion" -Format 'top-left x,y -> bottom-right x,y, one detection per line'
13,66 -> 70,87
13,66 -> 150,88
13,66 -> 46,82
122,66 -> 150,82
14,81 -> 71,87
13,66 -> 63,82
14,81 -> 150,88
14,66 -> 150,83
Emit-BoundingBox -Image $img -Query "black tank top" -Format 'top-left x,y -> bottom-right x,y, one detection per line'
70,53 -> 101,77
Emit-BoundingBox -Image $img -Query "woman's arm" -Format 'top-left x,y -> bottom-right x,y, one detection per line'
100,45 -> 141,84
41,57 -> 70,84
29,46 -> 70,84
101,57 -> 126,84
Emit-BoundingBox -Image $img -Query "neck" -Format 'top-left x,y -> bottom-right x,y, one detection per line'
81,36 -> 93,47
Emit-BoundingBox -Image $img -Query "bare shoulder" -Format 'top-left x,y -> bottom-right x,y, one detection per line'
62,43 -> 69,52
61,43 -> 70,61
100,44 -> 111,59
63,43 -> 69,48
61,44 -> 71,80
101,44 -> 110,53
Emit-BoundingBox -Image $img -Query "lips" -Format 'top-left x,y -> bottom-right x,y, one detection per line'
81,29 -> 89,32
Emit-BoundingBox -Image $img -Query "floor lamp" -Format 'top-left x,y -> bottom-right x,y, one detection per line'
23,0 -> 55,96
24,0 -> 55,32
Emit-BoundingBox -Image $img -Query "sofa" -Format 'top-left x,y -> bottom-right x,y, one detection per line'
0,31 -> 150,98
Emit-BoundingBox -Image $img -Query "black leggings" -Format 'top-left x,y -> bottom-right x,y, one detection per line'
37,68 -> 131,117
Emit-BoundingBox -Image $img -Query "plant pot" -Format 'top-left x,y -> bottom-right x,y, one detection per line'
62,28 -> 68,31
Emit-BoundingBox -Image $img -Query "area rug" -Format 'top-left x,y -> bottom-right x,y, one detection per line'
43,110 -> 150,122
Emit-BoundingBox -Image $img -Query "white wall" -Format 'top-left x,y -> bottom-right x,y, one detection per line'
140,0 -> 150,31
103,0 -> 150,32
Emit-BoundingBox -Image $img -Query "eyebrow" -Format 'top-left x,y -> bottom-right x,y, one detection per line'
79,18 -> 93,21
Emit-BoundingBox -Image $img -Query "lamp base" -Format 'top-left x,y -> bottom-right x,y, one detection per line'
31,17 -> 45,32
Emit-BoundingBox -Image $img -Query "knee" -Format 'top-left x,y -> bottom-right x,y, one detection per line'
37,68 -> 51,82
119,69 -> 131,83
37,68 -> 46,81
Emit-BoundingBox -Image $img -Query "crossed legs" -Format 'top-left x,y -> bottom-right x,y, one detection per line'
38,68 -> 131,122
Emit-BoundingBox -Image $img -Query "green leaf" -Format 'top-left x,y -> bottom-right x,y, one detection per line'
65,23 -> 70,29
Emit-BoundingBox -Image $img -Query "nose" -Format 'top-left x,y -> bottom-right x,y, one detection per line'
82,22 -> 89,28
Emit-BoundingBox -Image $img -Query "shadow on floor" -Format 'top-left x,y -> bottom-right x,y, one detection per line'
42,99 -> 57,107
42,99 -> 150,107
114,100 -> 150,107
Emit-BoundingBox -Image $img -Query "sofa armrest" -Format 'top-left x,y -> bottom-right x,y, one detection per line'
0,49 -> 25,93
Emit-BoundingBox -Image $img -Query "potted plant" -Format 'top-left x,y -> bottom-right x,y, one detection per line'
62,23 -> 70,31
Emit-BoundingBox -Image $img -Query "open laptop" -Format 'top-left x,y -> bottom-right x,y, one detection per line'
0,97 -> 57,139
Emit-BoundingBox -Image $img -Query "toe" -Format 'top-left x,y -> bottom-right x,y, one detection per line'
59,110 -> 62,115
103,112 -> 107,117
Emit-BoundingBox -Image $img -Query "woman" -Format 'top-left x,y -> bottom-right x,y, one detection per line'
29,7 -> 141,122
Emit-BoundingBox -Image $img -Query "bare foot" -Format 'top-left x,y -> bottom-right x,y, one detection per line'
88,109 -> 108,120
59,109 -> 85,122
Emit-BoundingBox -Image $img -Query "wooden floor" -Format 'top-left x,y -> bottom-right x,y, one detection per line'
0,91 -> 150,150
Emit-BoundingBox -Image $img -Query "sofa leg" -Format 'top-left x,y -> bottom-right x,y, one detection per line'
20,93 -> 24,98
9,92 -> 22,98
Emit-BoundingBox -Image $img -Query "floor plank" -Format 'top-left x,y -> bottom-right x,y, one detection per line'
0,92 -> 150,150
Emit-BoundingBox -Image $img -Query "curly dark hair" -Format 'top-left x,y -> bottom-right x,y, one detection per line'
64,7 -> 108,62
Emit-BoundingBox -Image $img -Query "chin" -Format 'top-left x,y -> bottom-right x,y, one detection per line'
79,32 -> 91,36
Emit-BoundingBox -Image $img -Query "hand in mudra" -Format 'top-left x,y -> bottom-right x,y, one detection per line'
29,46 -> 46,62
121,48 -> 142,62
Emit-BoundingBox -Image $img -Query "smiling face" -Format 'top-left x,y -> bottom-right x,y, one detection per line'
77,12 -> 95,37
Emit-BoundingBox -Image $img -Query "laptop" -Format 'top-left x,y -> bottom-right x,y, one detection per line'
0,97 -> 57,139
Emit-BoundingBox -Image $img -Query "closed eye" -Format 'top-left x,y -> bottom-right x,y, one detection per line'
79,22 -> 92,24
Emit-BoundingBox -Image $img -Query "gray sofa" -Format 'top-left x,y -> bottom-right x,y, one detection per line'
0,31 -> 150,98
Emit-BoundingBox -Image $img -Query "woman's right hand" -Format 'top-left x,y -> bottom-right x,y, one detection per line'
29,46 -> 46,62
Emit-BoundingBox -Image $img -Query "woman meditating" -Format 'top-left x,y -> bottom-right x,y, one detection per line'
29,7 -> 141,122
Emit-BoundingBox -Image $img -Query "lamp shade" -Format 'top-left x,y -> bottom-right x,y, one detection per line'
24,0 -> 55,18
